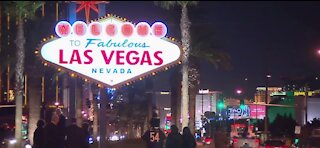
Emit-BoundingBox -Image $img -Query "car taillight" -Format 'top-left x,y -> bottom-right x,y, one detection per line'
233,139 -> 238,143
205,138 -> 212,143
255,139 -> 259,143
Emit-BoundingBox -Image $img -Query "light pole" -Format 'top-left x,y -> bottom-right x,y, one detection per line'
264,74 -> 271,141
234,89 -> 242,129
202,94 -> 204,115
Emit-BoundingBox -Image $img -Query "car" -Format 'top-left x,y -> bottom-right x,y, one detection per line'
231,138 -> 260,148
202,136 -> 213,145
263,139 -> 289,148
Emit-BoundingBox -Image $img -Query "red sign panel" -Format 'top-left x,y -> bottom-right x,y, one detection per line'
249,105 -> 266,119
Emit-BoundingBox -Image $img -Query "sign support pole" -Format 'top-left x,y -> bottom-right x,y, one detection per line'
99,87 -> 107,148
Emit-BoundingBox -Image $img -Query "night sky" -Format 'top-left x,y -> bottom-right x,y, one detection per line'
27,1 -> 320,99
103,1 -> 320,98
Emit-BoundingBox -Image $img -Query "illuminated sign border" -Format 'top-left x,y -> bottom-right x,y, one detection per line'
36,14 -> 183,88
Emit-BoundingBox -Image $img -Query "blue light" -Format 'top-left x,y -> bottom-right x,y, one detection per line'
106,88 -> 116,100
88,137 -> 94,144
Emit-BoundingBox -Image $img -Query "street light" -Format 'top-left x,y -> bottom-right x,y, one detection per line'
236,89 -> 242,95
264,74 -> 271,141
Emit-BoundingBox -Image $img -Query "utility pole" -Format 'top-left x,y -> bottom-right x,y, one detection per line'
304,85 -> 308,125
264,75 -> 271,141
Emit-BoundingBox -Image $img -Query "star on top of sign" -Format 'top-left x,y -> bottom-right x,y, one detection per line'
74,1 -> 109,23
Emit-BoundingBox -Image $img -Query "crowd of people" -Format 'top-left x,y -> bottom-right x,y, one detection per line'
142,111 -> 197,148
32,108 -> 197,148
33,108 -> 90,148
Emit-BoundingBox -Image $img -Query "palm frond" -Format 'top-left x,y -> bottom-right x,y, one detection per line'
4,1 -> 41,20
177,1 -> 199,7
190,24 -> 232,70
154,1 -> 177,10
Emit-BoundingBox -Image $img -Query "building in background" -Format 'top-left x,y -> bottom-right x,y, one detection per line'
154,91 -> 171,130
195,89 -> 222,130
254,87 -> 282,103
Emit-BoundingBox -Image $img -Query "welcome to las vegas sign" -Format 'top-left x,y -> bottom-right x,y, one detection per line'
39,15 -> 182,88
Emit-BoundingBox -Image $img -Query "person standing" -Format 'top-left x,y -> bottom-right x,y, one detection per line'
56,108 -> 66,148
182,127 -> 197,148
165,125 -> 183,148
65,118 -> 86,148
33,119 -> 45,148
81,122 -> 90,148
142,117 -> 166,148
44,112 -> 60,148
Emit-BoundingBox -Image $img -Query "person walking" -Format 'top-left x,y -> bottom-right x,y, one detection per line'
165,125 -> 183,148
182,127 -> 197,148
142,117 -> 166,148
65,118 -> 86,148
43,112 -> 60,148
33,119 -> 45,148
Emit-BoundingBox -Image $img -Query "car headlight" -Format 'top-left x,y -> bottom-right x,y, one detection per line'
25,144 -> 32,148
9,139 -> 16,145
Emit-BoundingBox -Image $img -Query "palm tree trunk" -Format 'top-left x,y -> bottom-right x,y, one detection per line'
28,74 -> 41,145
188,57 -> 200,135
14,17 -> 25,147
180,4 -> 191,130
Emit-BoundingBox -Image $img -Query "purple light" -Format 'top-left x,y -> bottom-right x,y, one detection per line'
236,90 -> 242,94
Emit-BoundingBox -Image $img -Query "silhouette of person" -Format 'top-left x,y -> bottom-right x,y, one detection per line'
44,112 -> 60,148
166,125 -> 183,148
142,117 -> 166,148
65,118 -> 86,148
182,127 -> 197,148
55,108 -> 66,148
33,119 -> 45,148
81,122 -> 90,148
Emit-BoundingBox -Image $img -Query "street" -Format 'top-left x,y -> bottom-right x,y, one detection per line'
89,139 -> 215,148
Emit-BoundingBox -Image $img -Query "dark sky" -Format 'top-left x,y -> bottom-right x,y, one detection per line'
28,1 -> 320,99
104,1 -> 320,98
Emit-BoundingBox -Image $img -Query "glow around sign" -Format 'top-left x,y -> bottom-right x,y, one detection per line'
40,16 -> 182,87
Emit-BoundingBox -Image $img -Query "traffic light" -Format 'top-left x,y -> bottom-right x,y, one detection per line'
294,138 -> 299,145
218,99 -> 225,109
240,99 -> 245,109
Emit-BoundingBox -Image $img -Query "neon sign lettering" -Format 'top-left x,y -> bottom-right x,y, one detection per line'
55,21 -> 167,38
40,16 -> 181,87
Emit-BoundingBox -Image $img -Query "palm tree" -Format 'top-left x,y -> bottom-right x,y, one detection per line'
188,25 -> 232,134
4,1 -> 41,146
25,63 -> 43,145
155,1 -> 199,130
